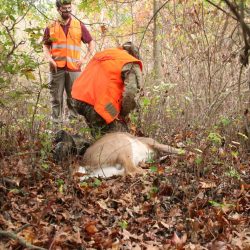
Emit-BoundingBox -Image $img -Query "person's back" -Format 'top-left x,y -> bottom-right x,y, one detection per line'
72,42 -> 142,137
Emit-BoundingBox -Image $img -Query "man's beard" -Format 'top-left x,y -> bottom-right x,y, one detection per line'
61,12 -> 71,20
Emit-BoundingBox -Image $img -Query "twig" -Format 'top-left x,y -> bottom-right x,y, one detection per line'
30,64 -> 44,136
3,150 -> 41,159
157,155 -> 169,163
0,230 -> 46,250
26,0 -> 53,21
129,178 -> 142,190
223,0 -> 250,37
139,0 -> 171,49
205,0 -> 237,20
15,224 -> 31,234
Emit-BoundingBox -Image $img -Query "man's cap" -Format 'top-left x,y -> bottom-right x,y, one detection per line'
56,0 -> 71,7
122,42 -> 140,59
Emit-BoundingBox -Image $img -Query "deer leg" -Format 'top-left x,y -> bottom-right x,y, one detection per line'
137,137 -> 183,154
120,155 -> 145,176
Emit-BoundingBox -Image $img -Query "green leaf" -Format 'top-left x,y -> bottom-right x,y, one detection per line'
150,165 -> 158,172
178,149 -> 186,155
41,163 -> 49,170
92,178 -> 102,187
80,182 -> 88,187
9,189 -> 20,194
58,184 -> 64,194
207,132 -> 222,145
195,156 -> 202,165
220,117 -> 231,126
23,71 -> 36,80
56,179 -> 64,186
150,186 -> 158,194
118,220 -> 128,229
142,97 -> 150,107
209,200 -> 222,207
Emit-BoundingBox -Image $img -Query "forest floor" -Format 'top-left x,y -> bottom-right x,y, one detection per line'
0,128 -> 249,250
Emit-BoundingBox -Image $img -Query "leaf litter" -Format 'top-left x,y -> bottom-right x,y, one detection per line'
0,131 -> 249,250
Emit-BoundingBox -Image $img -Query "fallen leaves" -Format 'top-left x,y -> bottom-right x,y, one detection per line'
0,133 -> 249,250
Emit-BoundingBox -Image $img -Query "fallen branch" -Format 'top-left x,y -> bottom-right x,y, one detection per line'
0,230 -> 46,250
15,224 -> 31,234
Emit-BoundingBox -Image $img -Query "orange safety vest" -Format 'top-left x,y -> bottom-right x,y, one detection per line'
72,48 -> 142,124
49,18 -> 81,70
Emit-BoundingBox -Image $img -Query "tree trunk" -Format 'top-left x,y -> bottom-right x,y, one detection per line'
153,0 -> 162,82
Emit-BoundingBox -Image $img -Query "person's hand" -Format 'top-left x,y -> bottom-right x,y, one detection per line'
49,58 -> 57,72
76,58 -> 88,70
75,60 -> 82,69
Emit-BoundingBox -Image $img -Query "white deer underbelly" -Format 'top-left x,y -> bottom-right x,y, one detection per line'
78,164 -> 125,180
127,137 -> 154,165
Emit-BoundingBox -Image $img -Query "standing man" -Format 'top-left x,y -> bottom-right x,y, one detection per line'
43,0 -> 94,123
71,42 -> 143,137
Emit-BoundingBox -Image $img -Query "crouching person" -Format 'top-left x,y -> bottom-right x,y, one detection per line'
71,42 -> 143,137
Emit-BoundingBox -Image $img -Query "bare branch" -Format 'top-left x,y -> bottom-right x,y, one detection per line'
0,230 -> 47,250
206,0 -> 237,20
223,0 -> 250,37
139,0 -> 171,50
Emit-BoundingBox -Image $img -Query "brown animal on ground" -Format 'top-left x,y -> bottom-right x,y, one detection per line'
76,132 -> 184,179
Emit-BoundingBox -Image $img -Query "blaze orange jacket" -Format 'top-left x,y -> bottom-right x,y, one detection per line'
49,18 -> 81,71
72,48 -> 142,124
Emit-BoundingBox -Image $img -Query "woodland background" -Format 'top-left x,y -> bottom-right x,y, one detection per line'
0,0 -> 249,249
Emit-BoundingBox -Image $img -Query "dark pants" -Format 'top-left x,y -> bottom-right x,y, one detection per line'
49,69 -> 79,121
72,99 -> 128,137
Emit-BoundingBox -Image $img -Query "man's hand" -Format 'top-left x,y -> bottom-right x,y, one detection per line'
49,58 -> 57,72
75,58 -> 88,70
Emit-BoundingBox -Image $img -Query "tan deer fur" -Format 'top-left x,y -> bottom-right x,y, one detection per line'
76,132 -> 183,179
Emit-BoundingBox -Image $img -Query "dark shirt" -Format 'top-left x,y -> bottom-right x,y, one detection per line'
43,17 -> 92,45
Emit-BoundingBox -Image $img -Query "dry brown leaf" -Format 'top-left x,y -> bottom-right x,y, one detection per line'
122,229 -> 142,241
19,227 -> 35,244
144,244 -> 160,250
171,231 -> 187,246
97,199 -> 109,210
159,221 -> 171,229
206,240 -> 228,250
142,241 -> 163,249
168,207 -> 182,217
184,242 -> 205,249
85,223 -> 98,235
200,181 -> 216,189
16,159 -> 29,175
111,238 -> 121,250
131,244 -> 142,250
71,231 -> 82,244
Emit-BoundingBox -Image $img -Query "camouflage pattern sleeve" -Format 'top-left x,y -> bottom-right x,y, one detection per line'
120,63 -> 142,117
